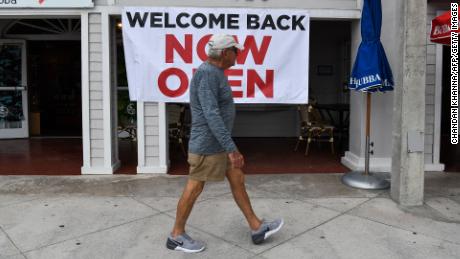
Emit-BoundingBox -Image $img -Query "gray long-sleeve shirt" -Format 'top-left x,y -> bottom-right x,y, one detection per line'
188,62 -> 237,155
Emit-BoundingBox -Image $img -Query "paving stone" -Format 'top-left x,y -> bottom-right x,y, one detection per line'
0,173 -> 460,258
166,196 -> 340,254
3,254 -> 26,259
0,194 -> 42,208
0,196 -> 158,252
260,214 -> 460,259
0,229 -> 21,257
122,176 -> 230,200
425,197 -> 460,221
301,197 -> 370,213
244,174 -> 384,199
349,198 -> 460,244
25,214 -> 254,259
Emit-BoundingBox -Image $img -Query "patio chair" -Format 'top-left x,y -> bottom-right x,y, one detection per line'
294,104 -> 335,156
168,104 -> 190,156
118,103 -> 137,141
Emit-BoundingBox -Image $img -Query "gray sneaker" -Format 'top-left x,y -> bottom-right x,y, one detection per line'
251,218 -> 284,244
166,233 -> 206,253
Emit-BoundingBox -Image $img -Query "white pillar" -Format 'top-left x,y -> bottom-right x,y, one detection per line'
81,11 -> 118,174
136,102 -> 168,174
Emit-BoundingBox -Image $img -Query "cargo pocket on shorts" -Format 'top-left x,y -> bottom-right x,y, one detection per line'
187,153 -> 205,169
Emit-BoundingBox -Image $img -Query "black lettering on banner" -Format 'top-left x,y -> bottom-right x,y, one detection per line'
209,13 -> 225,29
292,15 -> 306,30
150,12 -> 163,28
176,12 -> 190,28
0,0 -> 18,4
261,15 -> 276,30
127,12 -> 148,27
191,13 -> 207,28
277,15 -> 290,30
125,12 -> 306,30
247,14 -> 260,29
164,13 -> 176,28
227,14 -> 240,29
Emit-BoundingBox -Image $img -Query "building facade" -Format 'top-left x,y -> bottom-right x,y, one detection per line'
0,1 -> 454,203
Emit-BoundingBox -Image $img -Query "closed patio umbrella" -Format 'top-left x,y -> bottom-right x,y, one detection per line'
342,0 -> 394,189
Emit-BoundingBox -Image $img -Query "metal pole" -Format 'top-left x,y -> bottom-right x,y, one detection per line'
364,92 -> 371,175
341,92 -> 389,190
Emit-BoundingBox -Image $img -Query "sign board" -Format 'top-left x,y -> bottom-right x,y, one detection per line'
0,0 -> 94,8
122,7 -> 310,104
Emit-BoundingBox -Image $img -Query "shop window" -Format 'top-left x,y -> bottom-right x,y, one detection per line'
4,19 -> 80,36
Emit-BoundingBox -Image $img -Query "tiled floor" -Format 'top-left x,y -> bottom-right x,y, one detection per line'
169,137 -> 351,175
0,138 -> 82,175
0,138 -> 138,175
0,138 -> 350,175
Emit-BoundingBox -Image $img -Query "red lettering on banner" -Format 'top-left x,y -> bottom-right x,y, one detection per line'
225,69 -> 243,98
165,34 -> 193,64
247,69 -> 274,98
158,68 -> 189,97
197,34 -> 212,62
161,34 -> 274,99
236,36 -> 271,65
165,34 -> 271,65
157,68 -> 274,98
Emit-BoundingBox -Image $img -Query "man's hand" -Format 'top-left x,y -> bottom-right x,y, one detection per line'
228,150 -> 245,169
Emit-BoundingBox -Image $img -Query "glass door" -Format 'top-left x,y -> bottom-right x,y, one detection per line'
0,40 -> 28,138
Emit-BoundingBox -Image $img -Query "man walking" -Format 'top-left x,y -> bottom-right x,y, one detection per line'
166,34 -> 284,253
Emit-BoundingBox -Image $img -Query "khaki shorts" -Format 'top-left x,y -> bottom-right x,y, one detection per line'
188,152 -> 230,181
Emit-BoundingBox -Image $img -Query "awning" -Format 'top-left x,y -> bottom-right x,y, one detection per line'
430,11 -> 459,45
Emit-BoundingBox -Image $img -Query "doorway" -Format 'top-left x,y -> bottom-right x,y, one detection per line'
0,40 -> 28,138
0,18 -> 83,175
440,45 -> 460,172
28,40 -> 82,136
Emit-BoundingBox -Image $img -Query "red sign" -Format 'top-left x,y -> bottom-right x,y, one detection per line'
430,11 -> 459,45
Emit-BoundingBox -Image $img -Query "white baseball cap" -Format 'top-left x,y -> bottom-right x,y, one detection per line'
208,34 -> 244,50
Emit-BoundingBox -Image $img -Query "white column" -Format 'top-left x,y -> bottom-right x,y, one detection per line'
81,12 -> 91,173
137,102 -> 168,174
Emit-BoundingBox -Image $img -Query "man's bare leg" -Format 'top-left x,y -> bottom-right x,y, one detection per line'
172,179 -> 205,237
226,168 -> 262,230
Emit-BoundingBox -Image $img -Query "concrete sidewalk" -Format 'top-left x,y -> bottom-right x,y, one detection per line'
1,172 -> 460,259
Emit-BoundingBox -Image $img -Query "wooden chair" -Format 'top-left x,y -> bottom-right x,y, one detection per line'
294,104 -> 335,156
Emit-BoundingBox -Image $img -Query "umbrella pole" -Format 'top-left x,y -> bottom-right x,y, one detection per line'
364,92 -> 371,176
341,92 -> 390,190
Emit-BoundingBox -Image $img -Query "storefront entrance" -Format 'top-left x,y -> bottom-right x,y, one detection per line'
166,20 -> 352,175
0,18 -> 83,175
28,40 -> 82,136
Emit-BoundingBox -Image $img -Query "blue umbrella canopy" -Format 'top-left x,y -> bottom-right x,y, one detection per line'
349,0 -> 394,92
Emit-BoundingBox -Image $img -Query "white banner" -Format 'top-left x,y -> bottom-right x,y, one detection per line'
0,0 -> 94,8
122,7 -> 309,103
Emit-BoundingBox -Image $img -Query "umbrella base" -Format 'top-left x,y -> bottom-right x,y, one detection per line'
341,171 -> 390,190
